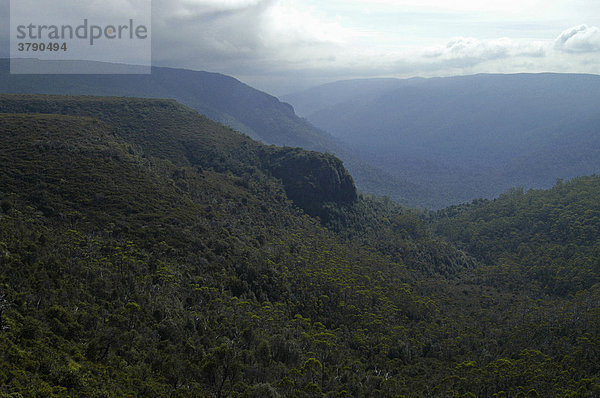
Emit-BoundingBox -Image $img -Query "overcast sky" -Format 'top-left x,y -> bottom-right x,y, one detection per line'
3,0 -> 600,94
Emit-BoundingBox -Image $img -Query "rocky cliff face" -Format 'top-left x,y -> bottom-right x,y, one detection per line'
263,147 -> 357,218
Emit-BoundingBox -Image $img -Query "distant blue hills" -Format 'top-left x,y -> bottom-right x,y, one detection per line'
284,73 -> 600,207
3,59 -> 598,208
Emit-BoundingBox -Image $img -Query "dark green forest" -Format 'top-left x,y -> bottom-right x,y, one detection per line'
0,94 -> 599,397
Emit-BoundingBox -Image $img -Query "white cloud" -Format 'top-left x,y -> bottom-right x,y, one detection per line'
4,0 -> 600,93
151,0 -> 352,70
423,37 -> 546,63
554,24 -> 600,53
265,2 -> 350,46
151,0 -> 564,86
182,0 -> 264,8
159,0 -> 270,19
341,0 -> 553,16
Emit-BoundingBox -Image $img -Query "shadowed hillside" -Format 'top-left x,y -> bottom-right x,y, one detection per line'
0,59 -> 444,209
1,94 -> 599,396
0,93 -> 357,218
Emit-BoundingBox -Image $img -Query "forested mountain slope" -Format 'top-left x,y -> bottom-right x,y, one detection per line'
0,95 -> 599,396
434,176 -> 600,295
0,59 -> 441,209
0,94 -> 356,219
284,73 -> 600,208
0,59 -> 324,150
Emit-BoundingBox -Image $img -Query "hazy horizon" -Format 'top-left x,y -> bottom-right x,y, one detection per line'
2,0 -> 600,94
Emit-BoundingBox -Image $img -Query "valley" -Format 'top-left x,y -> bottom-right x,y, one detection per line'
0,94 -> 599,396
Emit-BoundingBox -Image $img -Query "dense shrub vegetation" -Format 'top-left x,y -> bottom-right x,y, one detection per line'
0,94 -> 599,396
434,178 -> 600,295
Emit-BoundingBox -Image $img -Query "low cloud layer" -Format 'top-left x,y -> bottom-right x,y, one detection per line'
555,24 -> 600,53
423,37 -> 546,64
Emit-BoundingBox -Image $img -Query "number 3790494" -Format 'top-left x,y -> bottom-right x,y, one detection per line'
17,42 -> 67,52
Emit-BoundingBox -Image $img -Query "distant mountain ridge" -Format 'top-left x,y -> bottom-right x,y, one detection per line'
283,73 -> 600,207
0,59 -> 442,209
0,59 -> 323,149
283,77 -> 425,117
